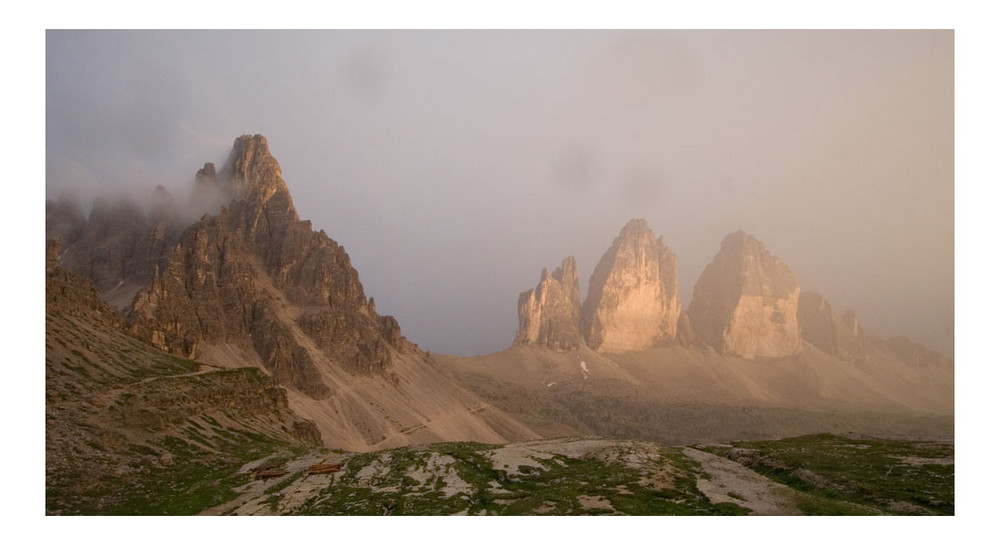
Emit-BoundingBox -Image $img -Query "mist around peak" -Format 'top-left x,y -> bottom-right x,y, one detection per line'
45,30 -> 954,357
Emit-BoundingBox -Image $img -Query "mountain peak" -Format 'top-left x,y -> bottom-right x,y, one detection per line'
230,134 -> 273,165
220,134 -> 289,205
130,135 -> 407,400
688,231 -> 800,359
514,256 -> 583,350
620,218 -> 651,236
197,162 -> 216,180
720,229 -> 764,254
552,257 -> 579,303
581,219 -> 681,353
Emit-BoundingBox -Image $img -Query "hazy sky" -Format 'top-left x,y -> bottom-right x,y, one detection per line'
46,30 -> 954,357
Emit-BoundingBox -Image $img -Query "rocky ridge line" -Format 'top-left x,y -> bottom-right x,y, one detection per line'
127,135 -> 406,399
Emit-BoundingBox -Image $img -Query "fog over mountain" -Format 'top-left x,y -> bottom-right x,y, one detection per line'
46,30 -> 953,357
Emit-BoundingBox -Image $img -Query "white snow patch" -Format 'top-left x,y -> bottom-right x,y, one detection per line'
546,382 -> 556,388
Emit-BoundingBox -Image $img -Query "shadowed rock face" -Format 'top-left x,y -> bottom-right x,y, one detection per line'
46,189 -> 186,310
797,291 -> 867,360
46,238 -> 128,328
581,219 -> 682,353
514,257 -> 582,350
45,197 -> 86,248
55,199 -> 151,291
674,311 -> 704,348
687,230 -> 800,359
128,135 -> 404,399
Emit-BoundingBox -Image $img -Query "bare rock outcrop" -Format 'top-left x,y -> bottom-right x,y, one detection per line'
687,230 -> 800,359
581,219 -> 682,353
866,335 -> 952,368
128,135 -> 405,398
46,238 -> 127,328
797,291 -> 867,360
514,257 -> 582,350
47,189 -> 186,309
56,197 -> 149,293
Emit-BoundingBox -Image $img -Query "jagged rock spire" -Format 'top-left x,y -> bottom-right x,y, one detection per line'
581,219 -> 682,353
222,134 -> 293,206
514,256 -> 583,350
129,135 -> 407,399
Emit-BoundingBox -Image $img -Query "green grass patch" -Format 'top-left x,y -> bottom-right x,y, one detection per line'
292,442 -> 749,516
701,434 -> 953,516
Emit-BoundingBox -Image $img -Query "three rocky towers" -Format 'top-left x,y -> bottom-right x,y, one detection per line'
514,219 -> 866,360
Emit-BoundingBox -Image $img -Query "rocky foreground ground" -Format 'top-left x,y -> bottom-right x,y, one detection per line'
191,434 -> 954,515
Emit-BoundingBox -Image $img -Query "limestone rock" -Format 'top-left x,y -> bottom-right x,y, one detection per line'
197,162 -> 216,180
45,238 -> 126,329
687,230 -> 800,359
48,189 -> 186,309
56,197 -> 148,293
581,219 -> 682,353
674,311 -> 704,348
128,135 -> 405,398
514,256 -> 582,350
46,237 -> 61,275
797,291 -> 866,360
866,335 -> 952,368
